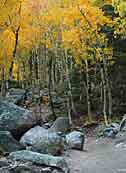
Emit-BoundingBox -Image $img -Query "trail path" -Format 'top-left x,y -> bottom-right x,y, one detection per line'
68,137 -> 126,173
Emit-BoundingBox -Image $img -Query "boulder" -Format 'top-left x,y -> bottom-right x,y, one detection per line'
9,150 -> 69,173
115,132 -> 126,144
0,158 -> 63,173
20,126 -> 47,146
103,123 -> 120,138
66,131 -> 84,150
6,88 -> 26,105
0,100 -> 36,139
20,126 -> 65,155
119,114 -> 126,131
103,128 -> 115,138
0,131 -> 23,155
0,157 -> 10,167
7,88 -> 26,96
9,164 -> 52,173
49,117 -> 70,134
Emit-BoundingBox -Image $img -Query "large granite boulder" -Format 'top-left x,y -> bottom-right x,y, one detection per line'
66,131 -> 85,150
20,126 -> 65,155
20,126 -> 47,146
49,117 -> 70,134
0,100 -> 36,139
0,157 -> 63,173
0,131 -> 23,155
9,150 -> 69,173
5,88 -> 26,105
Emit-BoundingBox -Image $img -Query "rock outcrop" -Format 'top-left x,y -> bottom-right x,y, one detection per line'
6,88 -> 26,105
20,126 -> 65,155
0,100 -> 36,139
0,131 -> 23,154
49,117 -> 70,134
66,131 -> 84,150
9,150 -> 69,173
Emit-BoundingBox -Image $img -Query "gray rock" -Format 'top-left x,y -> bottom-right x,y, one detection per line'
0,159 -> 63,173
0,158 -> 53,173
20,126 -> 65,155
66,131 -> 84,150
52,170 -> 63,173
0,100 -> 35,138
119,114 -> 126,131
9,150 -> 69,173
103,128 -> 115,138
8,88 -> 26,96
9,164 -> 53,173
20,126 -> 47,146
103,123 -> 120,138
115,132 -> 126,144
0,157 -> 9,167
0,131 -> 23,154
114,132 -> 126,148
6,88 -> 26,105
49,117 -> 70,134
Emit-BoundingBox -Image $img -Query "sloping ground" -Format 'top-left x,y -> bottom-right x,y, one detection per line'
67,137 -> 126,173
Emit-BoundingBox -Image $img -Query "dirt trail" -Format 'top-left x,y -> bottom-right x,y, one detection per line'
67,137 -> 126,173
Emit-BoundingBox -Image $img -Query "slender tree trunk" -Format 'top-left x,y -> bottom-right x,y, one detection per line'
79,7 -> 112,123
100,81 -> 103,113
102,56 -> 112,123
48,55 -> 56,120
67,97 -> 72,126
17,57 -> 21,87
29,55 -> 33,86
8,26 -> 20,85
85,59 -> 92,123
65,49 -> 76,119
32,51 -> 36,88
22,61 -> 26,89
35,54 -> 39,82
25,60 -> 29,87
1,65 -> 6,96
101,67 -> 108,126
108,86 -> 112,123
39,46 -> 44,88
52,58 -> 56,91
79,71 -> 83,102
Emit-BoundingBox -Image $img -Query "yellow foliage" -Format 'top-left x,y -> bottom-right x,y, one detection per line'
0,0 -> 113,79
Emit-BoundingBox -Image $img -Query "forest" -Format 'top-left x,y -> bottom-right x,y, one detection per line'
0,0 -> 126,173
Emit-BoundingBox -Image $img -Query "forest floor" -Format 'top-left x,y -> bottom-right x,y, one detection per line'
67,136 -> 126,173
